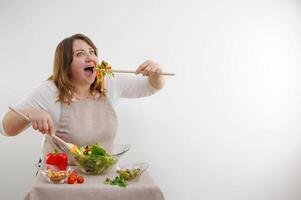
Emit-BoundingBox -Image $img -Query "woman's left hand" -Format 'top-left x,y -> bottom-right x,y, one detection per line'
136,60 -> 162,78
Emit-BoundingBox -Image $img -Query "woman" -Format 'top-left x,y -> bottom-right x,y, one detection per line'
0,33 -> 164,162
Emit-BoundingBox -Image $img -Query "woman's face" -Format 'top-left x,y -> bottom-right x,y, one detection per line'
70,39 -> 98,86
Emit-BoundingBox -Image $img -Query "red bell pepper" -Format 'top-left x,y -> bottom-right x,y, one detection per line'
46,151 -> 68,170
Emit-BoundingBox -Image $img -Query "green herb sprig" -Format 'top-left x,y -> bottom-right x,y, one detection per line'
104,167 -> 142,188
105,176 -> 127,188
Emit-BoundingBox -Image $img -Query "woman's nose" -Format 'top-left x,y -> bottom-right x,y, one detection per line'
85,53 -> 93,62
85,54 -> 97,65
86,54 -> 91,60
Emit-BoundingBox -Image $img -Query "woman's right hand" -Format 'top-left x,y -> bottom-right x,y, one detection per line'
26,108 -> 54,135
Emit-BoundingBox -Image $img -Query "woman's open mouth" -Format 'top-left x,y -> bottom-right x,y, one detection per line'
84,66 -> 95,77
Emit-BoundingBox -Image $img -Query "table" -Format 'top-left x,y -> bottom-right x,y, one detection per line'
24,168 -> 165,200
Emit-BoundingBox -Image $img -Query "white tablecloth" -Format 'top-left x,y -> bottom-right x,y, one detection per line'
24,168 -> 165,200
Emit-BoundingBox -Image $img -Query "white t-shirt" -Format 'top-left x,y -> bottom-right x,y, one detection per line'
0,74 -> 158,136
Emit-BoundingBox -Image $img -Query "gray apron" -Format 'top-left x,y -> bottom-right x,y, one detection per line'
42,96 -> 117,164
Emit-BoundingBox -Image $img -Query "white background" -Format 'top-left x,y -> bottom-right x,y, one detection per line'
0,0 -> 300,199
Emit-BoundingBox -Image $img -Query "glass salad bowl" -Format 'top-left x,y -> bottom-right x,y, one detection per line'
73,144 -> 131,175
115,162 -> 149,182
40,164 -> 72,184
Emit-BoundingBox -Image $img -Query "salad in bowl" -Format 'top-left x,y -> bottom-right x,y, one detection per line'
73,143 -> 130,175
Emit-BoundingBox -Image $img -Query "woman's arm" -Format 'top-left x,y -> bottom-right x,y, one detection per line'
3,108 -> 54,136
2,110 -> 30,136
1,81 -> 58,136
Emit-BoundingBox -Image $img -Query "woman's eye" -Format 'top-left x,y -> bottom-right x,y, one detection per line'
89,50 -> 95,55
76,52 -> 84,57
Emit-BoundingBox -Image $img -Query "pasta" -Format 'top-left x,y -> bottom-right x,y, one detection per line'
95,61 -> 114,95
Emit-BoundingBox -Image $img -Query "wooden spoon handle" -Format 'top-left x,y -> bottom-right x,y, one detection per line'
94,68 -> 176,76
112,69 -> 176,76
51,135 -> 71,149
9,106 -> 30,122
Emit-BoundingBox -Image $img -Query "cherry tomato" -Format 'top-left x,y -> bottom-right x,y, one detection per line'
69,170 -> 78,178
77,175 -> 84,184
67,176 -> 77,184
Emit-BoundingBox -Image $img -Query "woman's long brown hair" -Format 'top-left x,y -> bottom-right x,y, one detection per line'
48,34 -> 101,104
